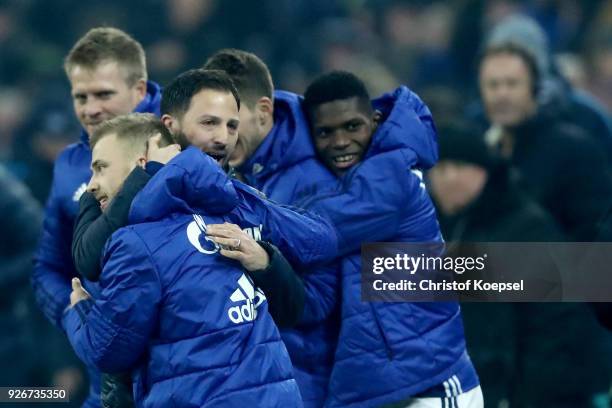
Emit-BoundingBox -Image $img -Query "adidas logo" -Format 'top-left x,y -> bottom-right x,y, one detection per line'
73,182 -> 87,202
228,274 -> 266,324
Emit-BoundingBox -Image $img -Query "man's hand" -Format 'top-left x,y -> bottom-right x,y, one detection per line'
70,278 -> 91,307
207,223 -> 270,271
146,134 -> 181,164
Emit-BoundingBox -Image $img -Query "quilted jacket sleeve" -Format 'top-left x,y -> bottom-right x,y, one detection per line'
32,157 -> 77,328
63,228 -> 161,373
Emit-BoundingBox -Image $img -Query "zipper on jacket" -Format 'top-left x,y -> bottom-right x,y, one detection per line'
370,304 -> 394,360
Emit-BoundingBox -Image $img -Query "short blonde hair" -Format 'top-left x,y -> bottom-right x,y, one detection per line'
64,27 -> 147,86
90,113 -> 173,157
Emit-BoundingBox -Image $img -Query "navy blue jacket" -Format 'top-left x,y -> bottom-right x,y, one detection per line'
64,148 -> 339,407
31,81 -> 162,408
238,90 -> 341,407
300,87 -> 479,407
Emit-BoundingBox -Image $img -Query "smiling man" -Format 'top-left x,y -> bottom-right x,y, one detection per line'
86,114 -> 176,211
31,27 -> 161,408
307,85 -> 380,178
301,71 -> 483,408
69,60 -> 148,138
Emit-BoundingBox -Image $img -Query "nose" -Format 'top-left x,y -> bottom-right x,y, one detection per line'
331,131 -> 351,150
82,99 -> 103,118
86,175 -> 98,194
210,127 -> 229,149
494,83 -> 513,99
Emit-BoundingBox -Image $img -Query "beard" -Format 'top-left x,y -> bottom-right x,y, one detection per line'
172,130 -> 192,151
171,129 -> 230,173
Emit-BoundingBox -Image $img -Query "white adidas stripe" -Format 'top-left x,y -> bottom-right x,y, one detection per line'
452,375 -> 463,394
230,287 -> 246,302
443,380 -> 451,398
237,274 -> 255,299
448,377 -> 458,397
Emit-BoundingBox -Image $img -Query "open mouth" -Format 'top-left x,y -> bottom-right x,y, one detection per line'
206,152 -> 226,165
332,153 -> 359,169
99,197 -> 109,210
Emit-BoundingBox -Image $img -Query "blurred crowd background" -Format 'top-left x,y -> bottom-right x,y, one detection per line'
1,0 -> 612,201
1,0 -> 612,407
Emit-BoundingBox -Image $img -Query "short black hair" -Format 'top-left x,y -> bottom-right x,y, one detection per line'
203,49 -> 274,108
303,71 -> 372,121
161,69 -> 241,118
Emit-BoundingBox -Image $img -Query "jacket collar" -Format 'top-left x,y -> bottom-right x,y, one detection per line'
238,90 -> 317,184
129,147 -> 239,224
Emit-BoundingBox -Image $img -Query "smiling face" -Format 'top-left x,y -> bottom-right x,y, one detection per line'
87,133 -> 143,211
163,89 -> 239,167
310,97 -> 377,177
68,61 -> 146,136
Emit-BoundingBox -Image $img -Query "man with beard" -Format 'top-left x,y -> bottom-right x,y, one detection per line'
65,112 -> 305,407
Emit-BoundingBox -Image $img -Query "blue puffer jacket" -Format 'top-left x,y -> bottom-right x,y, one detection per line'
64,148 -> 331,407
240,91 -> 339,202
301,87 -> 479,407
238,91 -> 341,407
31,81 -> 162,408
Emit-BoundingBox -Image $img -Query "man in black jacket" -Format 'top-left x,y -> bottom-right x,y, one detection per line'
466,14 -> 612,161
478,42 -> 612,241
429,123 -> 612,408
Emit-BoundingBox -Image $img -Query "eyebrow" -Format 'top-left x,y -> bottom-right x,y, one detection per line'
197,114 -> 240,124
91,159 -> 108,169
316,118 -> 363,129
73,88 -> 117,96
197,114 -> 220,121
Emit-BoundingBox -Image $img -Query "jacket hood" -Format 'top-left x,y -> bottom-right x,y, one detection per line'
129,147 -> 238,224
80,80 -> 163,145
370,86 -> 439,169
239,90 -> 316,181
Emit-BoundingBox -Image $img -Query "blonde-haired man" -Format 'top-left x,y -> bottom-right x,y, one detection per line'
32,27 -> 162,408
